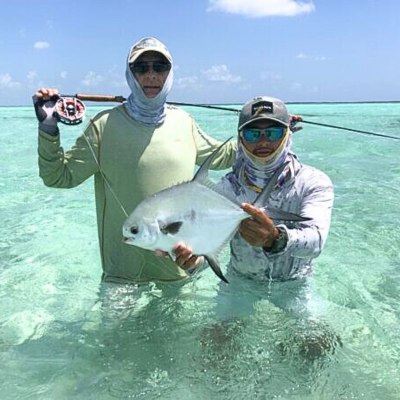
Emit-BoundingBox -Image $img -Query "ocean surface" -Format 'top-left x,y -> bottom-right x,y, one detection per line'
1,102 -> 400,399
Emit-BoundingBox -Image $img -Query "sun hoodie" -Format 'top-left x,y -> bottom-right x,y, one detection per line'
37,37 -> 237,283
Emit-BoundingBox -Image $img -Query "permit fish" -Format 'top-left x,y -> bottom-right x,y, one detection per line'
122,139 -> 309,283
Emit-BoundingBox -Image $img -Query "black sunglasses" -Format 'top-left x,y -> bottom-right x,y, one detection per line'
131,61 -> 171,74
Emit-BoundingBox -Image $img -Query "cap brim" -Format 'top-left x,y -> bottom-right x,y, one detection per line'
128,48 -> 172,65
238,116 -> 289,131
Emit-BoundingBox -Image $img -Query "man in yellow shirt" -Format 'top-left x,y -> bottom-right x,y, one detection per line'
33,37 -> 236,283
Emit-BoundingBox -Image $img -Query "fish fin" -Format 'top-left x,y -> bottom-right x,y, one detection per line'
253,160 -> 290,208
192,137 -> 242,207
251,161 -> 310,223
204,255 -> 229,283
261,206 -> 311,222
193,137 -> 233,184
160,221 -> 183,235
200,178 -> 242,206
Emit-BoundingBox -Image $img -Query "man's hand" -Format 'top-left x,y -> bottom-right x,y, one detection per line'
289,114 -> 303,133
239,203 -> 279,248
32,88 -> 60,134
154,242 -> 204,271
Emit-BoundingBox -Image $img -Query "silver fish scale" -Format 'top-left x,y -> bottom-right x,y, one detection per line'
123,141 -> 306,283
124,181 -> 246,256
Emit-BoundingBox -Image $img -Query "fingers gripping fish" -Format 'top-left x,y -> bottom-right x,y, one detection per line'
122,139 -> 309,283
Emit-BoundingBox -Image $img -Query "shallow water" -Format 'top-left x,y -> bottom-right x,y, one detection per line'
1,103 -> 400,399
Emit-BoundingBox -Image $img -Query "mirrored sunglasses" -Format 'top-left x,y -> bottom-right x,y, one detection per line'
242,127 -> 286,143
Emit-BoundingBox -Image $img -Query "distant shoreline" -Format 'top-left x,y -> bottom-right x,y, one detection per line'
216,100 -> 400,105
1,100 -> 400,108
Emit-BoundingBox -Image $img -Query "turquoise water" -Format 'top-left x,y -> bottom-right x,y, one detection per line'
1,103 -> 400,399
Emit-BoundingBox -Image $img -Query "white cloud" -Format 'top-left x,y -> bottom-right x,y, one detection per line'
27,71 -> 37,81
81,71 -> 104,87
296,53 -> 326,62
260,71 -> 282,81
202,65 -> 242,83
60,71 -> 67,79
110,78 -> 127,88
26,71 -> 40,88
175,76 -> 199,89
34,41 -> 50,50
107,65 -> 126,88
207,0 -> 315,17
0,73 -> 20,88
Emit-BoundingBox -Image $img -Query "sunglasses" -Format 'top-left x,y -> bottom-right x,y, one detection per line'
241,127 -> 286,143
131,61 -> 171,74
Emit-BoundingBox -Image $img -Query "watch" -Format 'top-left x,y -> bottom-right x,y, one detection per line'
264,227 -> 288,254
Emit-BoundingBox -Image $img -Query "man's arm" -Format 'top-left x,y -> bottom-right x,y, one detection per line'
38,123 -> 99,188
280,179 -> 334,258
34,88 -> 99,188
191,118 -> 237,170
240,175 -> 334,259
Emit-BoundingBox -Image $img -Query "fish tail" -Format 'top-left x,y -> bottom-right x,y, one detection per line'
204,255 -> 229,283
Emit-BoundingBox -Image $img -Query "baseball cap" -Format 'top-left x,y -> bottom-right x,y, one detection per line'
238,96 -> 290,130
128,37 -> 172,65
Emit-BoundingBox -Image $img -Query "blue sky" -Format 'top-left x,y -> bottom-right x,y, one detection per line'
1,0 -> 399,105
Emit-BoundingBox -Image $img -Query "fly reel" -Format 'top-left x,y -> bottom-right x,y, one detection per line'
55,97 -> 86,125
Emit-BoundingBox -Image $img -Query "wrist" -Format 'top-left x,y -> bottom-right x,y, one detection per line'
263,227 -> 288,254
262,227 -> 279,250
186,258 -> 207,276
39,122 -> 59,136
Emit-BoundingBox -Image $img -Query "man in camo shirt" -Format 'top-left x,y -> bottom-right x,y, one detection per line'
177,96 -> 333,282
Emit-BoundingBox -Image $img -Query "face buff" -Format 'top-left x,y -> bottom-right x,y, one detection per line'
234,129 -> 293,191
124,37 -> 174,127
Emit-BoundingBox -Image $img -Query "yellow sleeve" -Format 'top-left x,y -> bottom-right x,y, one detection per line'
37,120 -> 99,188
191,117 -> 237,170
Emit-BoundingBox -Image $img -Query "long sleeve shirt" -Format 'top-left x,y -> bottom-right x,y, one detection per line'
218,153 -> 334,281
38,104 -> 236,283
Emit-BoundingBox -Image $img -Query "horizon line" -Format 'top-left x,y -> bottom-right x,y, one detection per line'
1,100 -> 400,107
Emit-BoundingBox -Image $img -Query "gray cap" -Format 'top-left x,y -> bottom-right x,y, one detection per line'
238,96 -> 290,130
128,37 -> 172,65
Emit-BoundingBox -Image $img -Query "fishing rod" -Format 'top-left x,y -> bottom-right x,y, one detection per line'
166,100 -> 400,141
59,94 -> 241,113
299,120 -> 400,141
57,94 -> 400,141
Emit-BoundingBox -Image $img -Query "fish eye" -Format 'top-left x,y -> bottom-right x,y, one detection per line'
130,226 -> 139,234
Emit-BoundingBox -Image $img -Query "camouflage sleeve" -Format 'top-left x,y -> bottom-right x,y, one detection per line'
274,172 -> 334,259
38,120 -> 99,188
192,118 -> 237,170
